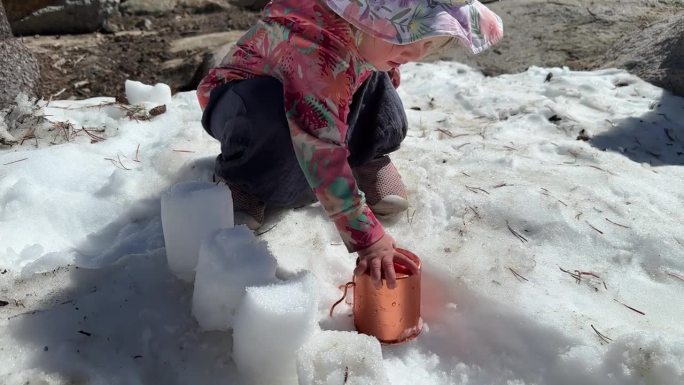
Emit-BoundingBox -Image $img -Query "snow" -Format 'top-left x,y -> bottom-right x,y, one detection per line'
161,180 -> 234,282
192,225 -> 277,331
125,80 -> 172,106
233,272 -> 319,384
1,62 -> 683,385
297,330 -> 390,385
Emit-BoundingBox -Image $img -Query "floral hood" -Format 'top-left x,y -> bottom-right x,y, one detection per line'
324,0 -> 504,54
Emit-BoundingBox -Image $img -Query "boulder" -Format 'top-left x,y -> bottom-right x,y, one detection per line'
3,1 -> 58,23
191,41 -> 235,87
0,2 -> 11,37
161,31 -> 243,91
7,0 -> 120,36
124,0 -> 232,15
120,0 -> 177,14
604,10 -> 684,97
169,30 -> 243,53
0,2 -> 41,110
0,39 -> 41,110
178,0 -> 232,12
227,0 -> 268,10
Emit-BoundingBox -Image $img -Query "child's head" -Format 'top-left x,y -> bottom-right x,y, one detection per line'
325,0 -> 503,57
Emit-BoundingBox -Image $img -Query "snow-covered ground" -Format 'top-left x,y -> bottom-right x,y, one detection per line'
1,62 -> 683,385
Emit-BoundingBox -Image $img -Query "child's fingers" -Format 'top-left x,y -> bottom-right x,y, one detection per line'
382,255 -> 397,289
394,251 -> 420,276
354,257 -> 368,276
370,257 -> 383,289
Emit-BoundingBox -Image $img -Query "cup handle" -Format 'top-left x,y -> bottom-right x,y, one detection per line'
328,281 -> 355,317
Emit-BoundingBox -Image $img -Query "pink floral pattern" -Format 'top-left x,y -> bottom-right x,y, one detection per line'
325,0 -> 503,53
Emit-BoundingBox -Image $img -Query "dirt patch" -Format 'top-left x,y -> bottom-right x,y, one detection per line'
24,5 -> 260,100
20,0 -> 684,100
437,0 -> 684,76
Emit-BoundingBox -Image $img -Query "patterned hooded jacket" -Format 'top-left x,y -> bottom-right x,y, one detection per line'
197,0 -> 503,252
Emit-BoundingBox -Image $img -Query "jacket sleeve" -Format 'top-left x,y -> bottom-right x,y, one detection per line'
268,18 -> 386,252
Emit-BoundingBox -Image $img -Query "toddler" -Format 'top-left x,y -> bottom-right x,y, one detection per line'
198,0 -> 503,289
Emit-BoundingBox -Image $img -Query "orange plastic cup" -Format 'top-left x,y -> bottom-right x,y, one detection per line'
352,248 -> 422,344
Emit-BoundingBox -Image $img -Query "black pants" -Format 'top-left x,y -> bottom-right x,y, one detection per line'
201,72 -> 407,207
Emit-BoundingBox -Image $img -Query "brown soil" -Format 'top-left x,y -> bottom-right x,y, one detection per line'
24,5 -> 260,100
437,0 -> 684,77
19,0 -> 684,101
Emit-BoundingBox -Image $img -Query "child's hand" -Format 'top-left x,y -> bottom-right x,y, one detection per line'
388,68 -> 401,88
354,234 -> 419,290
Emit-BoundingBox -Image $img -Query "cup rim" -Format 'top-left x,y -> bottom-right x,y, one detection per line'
394,248 -> 421,279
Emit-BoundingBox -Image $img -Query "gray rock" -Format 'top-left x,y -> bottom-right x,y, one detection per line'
604,11 -> 684,97
4,1 -> 60,23
178,0 -> 232,12
169,30 -> 243,53
0,2 -> 11,38
161,31 -> 243,91
136,18 -> 153,30
0,39 -> 41,110
161,55 -> 205,91
10,0 -> 120,36
0,2 -> 40,110
227,0 -> 268,10
188,40 -> 236,88
121,0 -> 177,15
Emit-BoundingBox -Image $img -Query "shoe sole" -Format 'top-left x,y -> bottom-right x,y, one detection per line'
369,195 -> 409,216
234,211 -> 263,230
